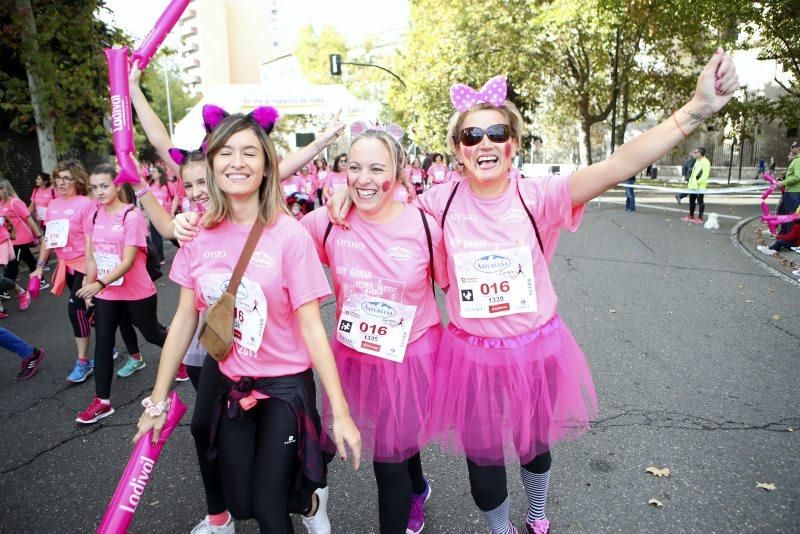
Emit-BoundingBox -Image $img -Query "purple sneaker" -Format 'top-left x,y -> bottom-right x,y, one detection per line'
406,479 -> 431,534
525,518 -> 550,534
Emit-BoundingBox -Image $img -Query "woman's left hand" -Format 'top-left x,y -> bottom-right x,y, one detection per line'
76,282 -> 101,300
692,47 -> 739,116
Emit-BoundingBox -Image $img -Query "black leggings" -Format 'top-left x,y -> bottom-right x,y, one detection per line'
66,271 -> 90,338
467,452 -> 552,511
0,265 -> 17,293
218,396 -> 299,532
689,194 -> 705,218
93,294 -> 166,399
5,243 -> 37,281
373,453 -> 426,533
149,222 -> 164,261
189,356 -> 228,515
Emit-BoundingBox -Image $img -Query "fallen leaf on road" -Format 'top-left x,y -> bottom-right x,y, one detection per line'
609,309 -> 616,314
772,314 -> 781,321
150,501 -> 160,506
645,467 -> 671,478
768,288 -> 775,292
648,499 -> 663,507
746,300 -> 753,303
738,285 -> 744,289
788,428 -> 794,432
756,482 -> 776,491
667,311 -> 674,314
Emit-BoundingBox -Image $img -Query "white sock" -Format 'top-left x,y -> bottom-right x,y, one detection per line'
521,467 -> 550,522
481,496 -> 512,534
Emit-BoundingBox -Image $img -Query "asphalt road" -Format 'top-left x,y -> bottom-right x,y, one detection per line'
0,193 -> 797,533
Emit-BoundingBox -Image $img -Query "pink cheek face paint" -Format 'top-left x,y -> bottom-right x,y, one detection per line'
381,180 -> 391,192
504,143 -> 512,159
462,147 -> 474,163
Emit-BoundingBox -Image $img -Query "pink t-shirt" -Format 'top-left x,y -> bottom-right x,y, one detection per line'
282,175 -> 308,196
45,195 -> 96,261
0,197 -> 36,245
150,182 -> 173,213
30,187 -> 56,221
302,204 -> 448,345
85,206 -> 155,301
416,174 -> 583,338
428,163 -> 449,184
170,214 -> 332,379
325,172 -> 348,194
393,183 -> 411,203
406,167 -> 424,185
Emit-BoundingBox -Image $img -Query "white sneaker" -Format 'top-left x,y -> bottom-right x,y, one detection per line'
792,269 -> 800,276
756,245 -> 776,256
190,514 -> 235,534
791,246 -> 800,253
301,487 -> 331,534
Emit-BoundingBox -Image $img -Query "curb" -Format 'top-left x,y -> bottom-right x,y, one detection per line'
731,216 -> 800,288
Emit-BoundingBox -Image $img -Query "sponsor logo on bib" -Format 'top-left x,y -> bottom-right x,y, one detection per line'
361,301 -> 396,318
473,254 -> 512,273
250,251 -> 275,268
385,246 -> 412,260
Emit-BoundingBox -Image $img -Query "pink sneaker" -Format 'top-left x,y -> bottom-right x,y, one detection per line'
526,519 -> 550,534
18,290 -> 31,311
407,479 -> 431,534
75,397 -> 114,424
175,363 -> 190,382
692,216 -> 704,224
680,216 -> 694,223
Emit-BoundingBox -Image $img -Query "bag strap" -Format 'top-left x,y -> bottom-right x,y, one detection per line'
226,222 -> 264,296
440,181 -> 460,227
516,184 -> 544,254
322,221 -> 333,249
418,207 -> 434,292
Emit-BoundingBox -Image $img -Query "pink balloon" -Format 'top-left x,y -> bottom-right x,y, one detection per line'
105,47 -> 139,185
28,276 -> 40,299
131,0 -> 191,70
97,391 -> 188,534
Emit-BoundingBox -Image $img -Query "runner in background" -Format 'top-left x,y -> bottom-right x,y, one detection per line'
427,153 -> 449,187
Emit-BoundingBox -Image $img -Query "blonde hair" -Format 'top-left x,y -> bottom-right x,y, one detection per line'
202,114 -> 288,228
52,158 -> 90,196
445,101 -> 524,156
349,130 -> 411,195
0,179 -> 20,202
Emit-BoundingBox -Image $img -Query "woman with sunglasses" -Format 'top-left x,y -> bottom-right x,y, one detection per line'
134,109 -> 360,534
328,50 -> 739,533
323,154 -> 348,204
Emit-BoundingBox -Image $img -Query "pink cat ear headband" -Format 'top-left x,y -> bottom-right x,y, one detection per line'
449,75 -> 507,112
169,104 -> 280,165
350,121 -> 405,142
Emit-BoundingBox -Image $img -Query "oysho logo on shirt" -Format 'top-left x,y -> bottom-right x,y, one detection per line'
337,238 -> 365,250
385,246 -> 412,260
204,250 -> 227,259
500,208 -> 525,223
250,251 -> 275,268
448,212 -> 478,222
473,254 -> 512,273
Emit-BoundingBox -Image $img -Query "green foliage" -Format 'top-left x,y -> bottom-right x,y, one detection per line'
0,0 -> 129,154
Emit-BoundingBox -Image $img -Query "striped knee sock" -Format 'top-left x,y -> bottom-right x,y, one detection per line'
481,496 -> 513,534
520,466 -> 550,522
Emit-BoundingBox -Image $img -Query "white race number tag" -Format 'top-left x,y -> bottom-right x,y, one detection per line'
36,207 -> 47,221
336,293 -> 416,363
45,219 -> 69,249
94,252 -> 124,286
453,245 -> 537,318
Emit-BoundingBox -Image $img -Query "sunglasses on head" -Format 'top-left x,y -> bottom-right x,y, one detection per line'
454,124 -> 512,147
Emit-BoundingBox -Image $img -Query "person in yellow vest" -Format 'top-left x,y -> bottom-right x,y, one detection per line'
681,147 -> 711,224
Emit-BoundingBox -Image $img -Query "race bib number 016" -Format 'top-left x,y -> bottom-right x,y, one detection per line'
45,219 -> 69,249
337,293 -> 416,363
453,245 -> 537,318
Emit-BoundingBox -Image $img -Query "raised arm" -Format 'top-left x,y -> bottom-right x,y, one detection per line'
278,110 -> 345,179
129,59 -> 180,178
569,48 -> 738,206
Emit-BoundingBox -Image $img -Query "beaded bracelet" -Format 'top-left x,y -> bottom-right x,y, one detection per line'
135,184 -> 151,199
141,396 -> 171,417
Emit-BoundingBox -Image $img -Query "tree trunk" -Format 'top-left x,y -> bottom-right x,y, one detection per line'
581,120 -> 593,166
15,0 -> 58,174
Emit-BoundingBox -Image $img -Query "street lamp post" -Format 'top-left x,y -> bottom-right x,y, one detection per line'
329,54 -> 406,88
164,65 -> 174,138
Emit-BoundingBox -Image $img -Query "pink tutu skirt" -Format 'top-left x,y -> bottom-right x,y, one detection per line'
324,323 -> 442,463
425,315 -> 597,466
0,241 -> 13,266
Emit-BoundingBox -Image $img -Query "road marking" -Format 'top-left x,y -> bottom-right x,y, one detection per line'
598,198 -> 743,220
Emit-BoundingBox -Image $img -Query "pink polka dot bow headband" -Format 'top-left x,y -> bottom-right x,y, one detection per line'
450,75 -> 508,113
350,120 -> 405,142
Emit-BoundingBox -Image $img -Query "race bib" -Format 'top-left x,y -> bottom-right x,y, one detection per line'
336,294 -> 416,363
453,245 -> 537,318
45,219 -> 69,249
434,171 -> 445,181
199,273 -> 267,355
283,184 -> 298,195
36,206 -> 47,221
94,252 -> 124,286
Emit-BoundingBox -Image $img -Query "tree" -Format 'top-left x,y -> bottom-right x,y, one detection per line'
0,0 -> 128,170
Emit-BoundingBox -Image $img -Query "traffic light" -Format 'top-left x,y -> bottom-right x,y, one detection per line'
329,54 -> 342,76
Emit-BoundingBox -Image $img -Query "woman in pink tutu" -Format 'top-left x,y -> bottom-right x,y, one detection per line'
329,49 -> 739,533
301,122 -> 447,534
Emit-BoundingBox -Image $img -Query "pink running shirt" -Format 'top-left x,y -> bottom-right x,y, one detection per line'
302,204 -> 448,344
45,195 -> 96,261
282,175 -> 309,196
416,174 -> 583,338
30,186 -> 56,222
325,172 -> 348,194
85,206 -> 156,301
0,197 -> 36,245
150,182 -> 173,213
428,163 -> 449,184
170,214 -> 332,379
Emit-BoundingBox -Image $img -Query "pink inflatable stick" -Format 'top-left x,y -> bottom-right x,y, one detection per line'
97,391 -> 188,534
131,0 -> 191,70
28,276 -> 40,299
105,47 -> 139,186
